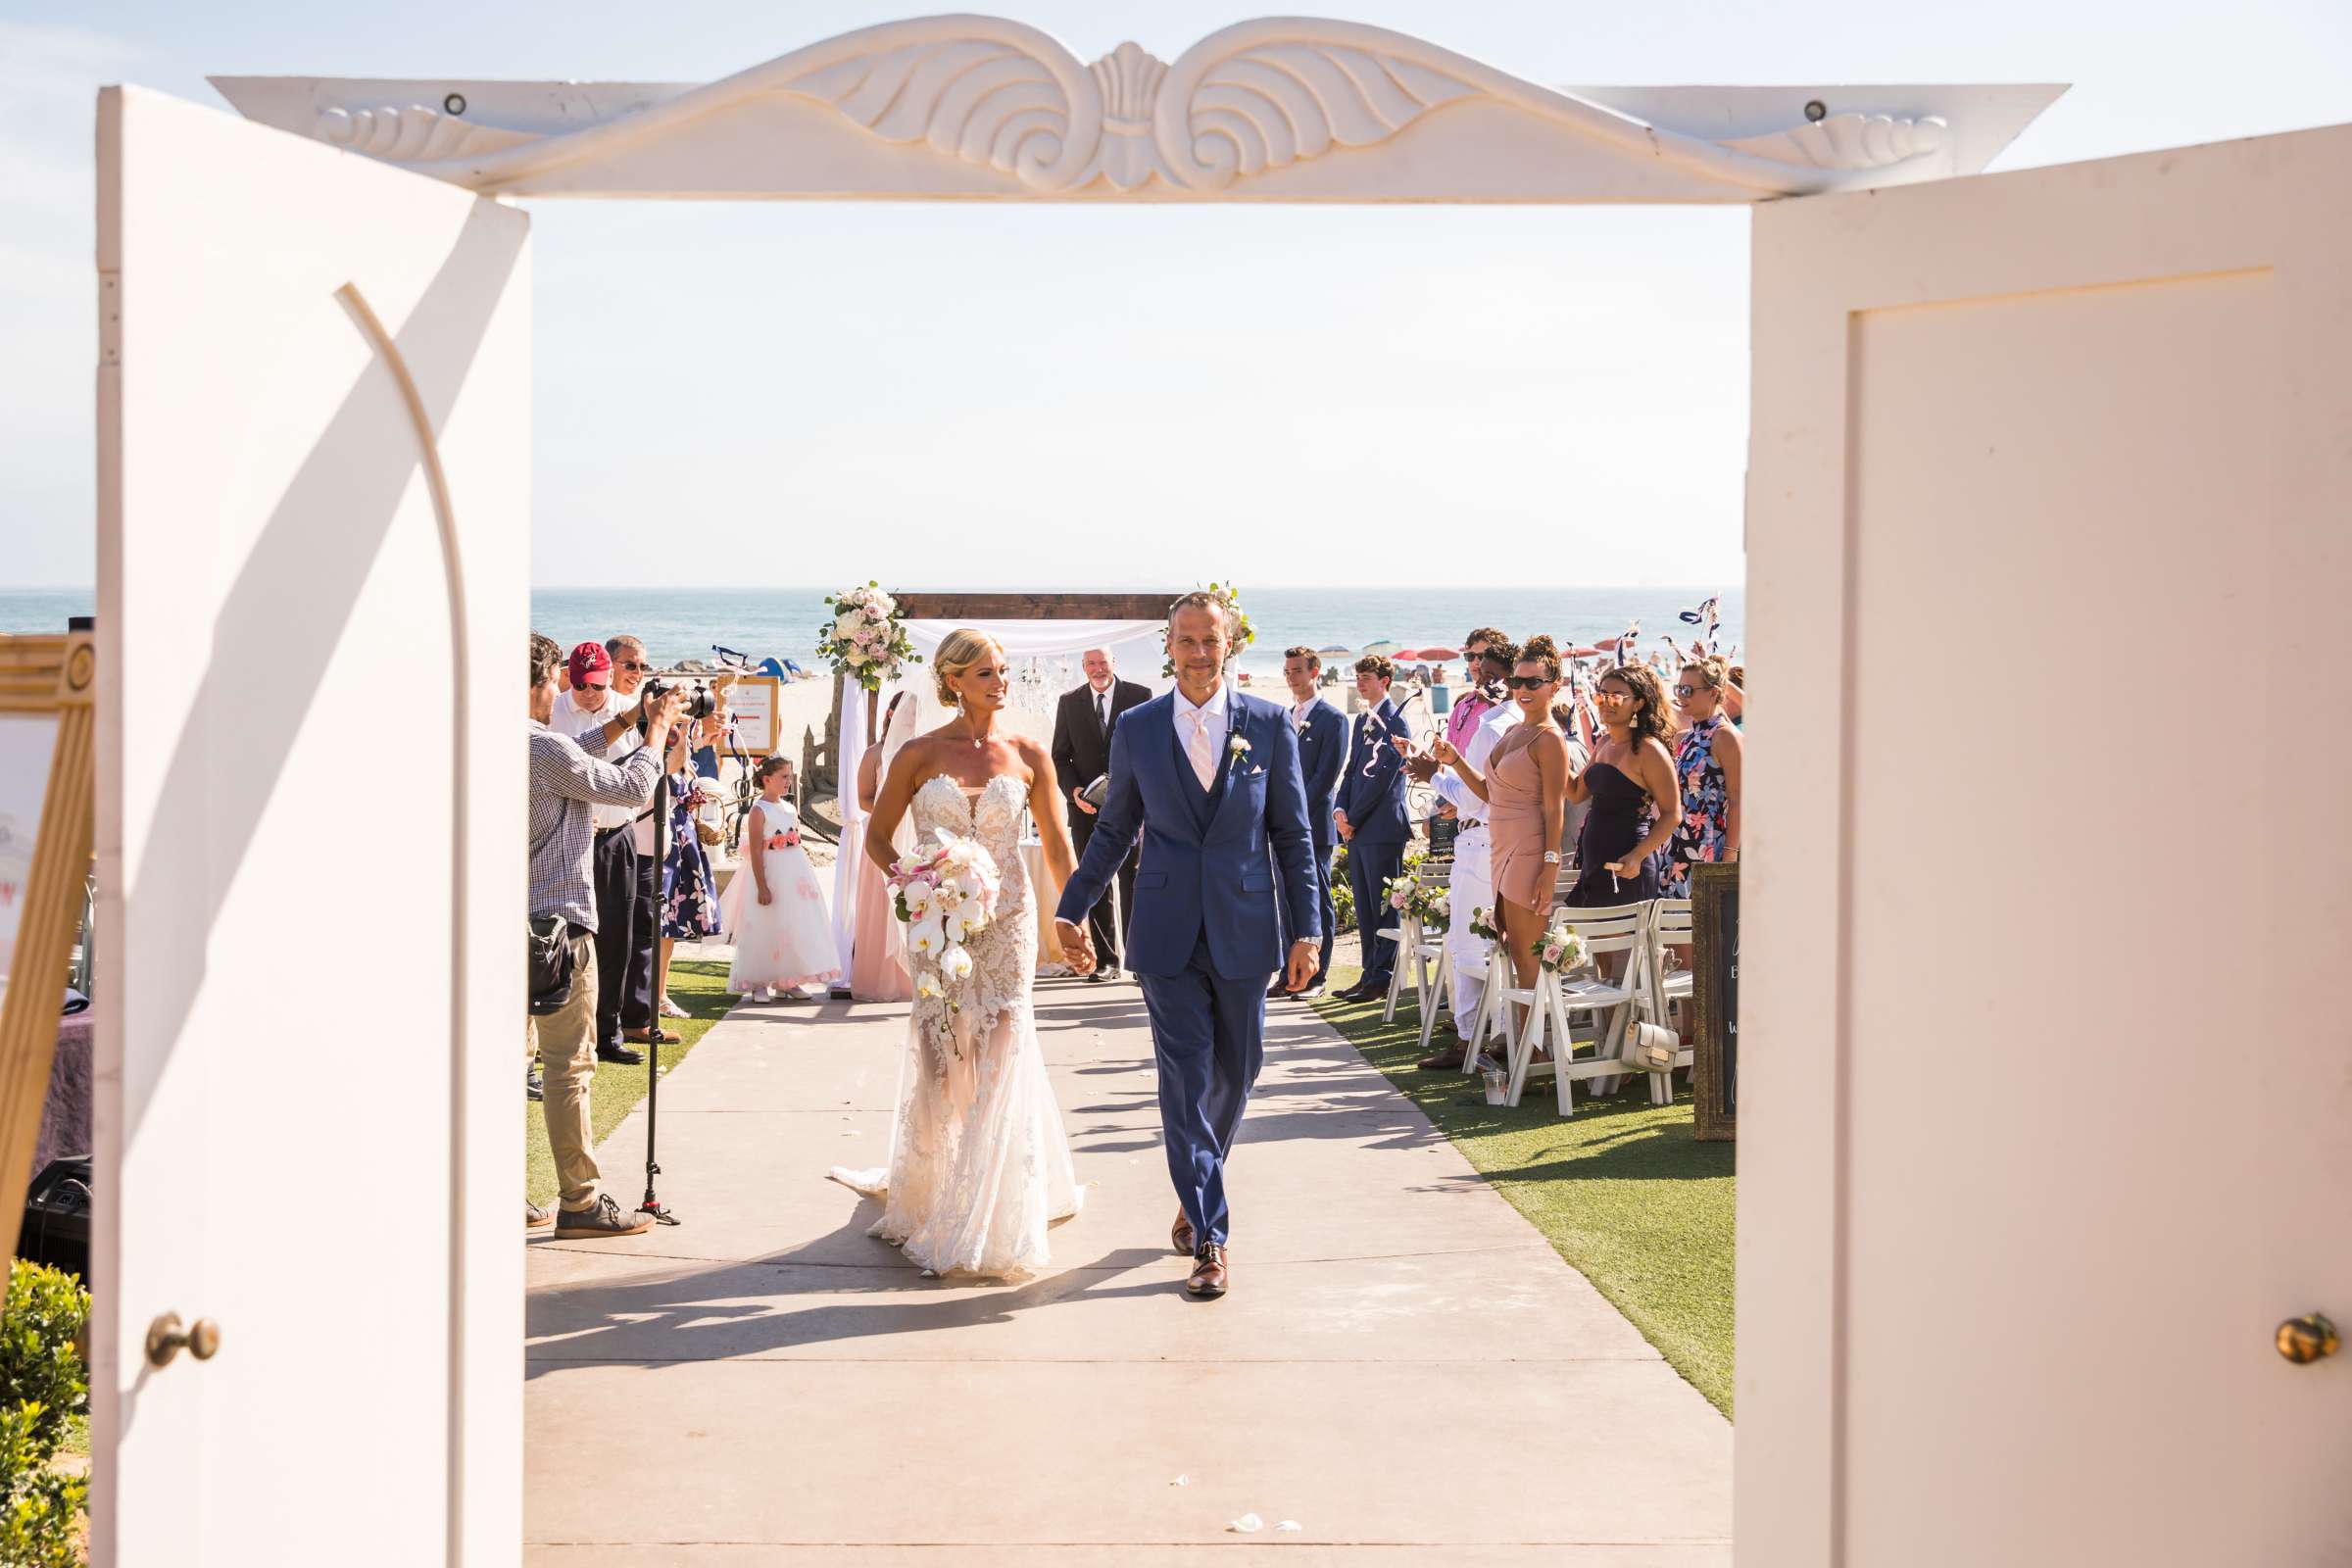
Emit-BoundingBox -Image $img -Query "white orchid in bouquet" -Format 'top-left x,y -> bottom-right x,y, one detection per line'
817,581 -> 919,692
888,828 -> 1003,1036
1536,911 -> 1589,975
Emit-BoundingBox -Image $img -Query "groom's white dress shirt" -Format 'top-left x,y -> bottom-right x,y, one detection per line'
1174,681 -> 1229,793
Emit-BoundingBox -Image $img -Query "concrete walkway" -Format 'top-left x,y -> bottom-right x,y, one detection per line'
524,977 -> 1732,1563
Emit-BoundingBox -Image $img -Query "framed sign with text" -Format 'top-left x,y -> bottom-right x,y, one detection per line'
723,674 -> 780,756
0,632 -> 95,1220
1690,860 -> 1739,1142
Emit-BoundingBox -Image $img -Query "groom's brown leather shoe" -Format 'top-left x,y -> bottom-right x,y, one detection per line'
1187,1243 -> 1229,1298
1171,1210 -> 1196,1256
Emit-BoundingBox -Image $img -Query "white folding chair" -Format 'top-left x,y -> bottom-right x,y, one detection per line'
1378,858 -> 1452,1026
1491,902 -> 1651,1115
1461,867 -> 1582,1075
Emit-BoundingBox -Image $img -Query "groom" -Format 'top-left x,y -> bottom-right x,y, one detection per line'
1054,593 -> 1320,1298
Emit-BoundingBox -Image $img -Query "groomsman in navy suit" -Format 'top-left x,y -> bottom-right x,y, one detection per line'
1333,654 -> 1410,1003
1272,646 -> 1347,999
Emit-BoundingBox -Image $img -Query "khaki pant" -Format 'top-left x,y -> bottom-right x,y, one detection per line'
532,933 -> 602,1210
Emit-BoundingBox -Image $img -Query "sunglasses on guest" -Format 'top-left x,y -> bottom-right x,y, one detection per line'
612,660 -> 648,672
1503,674 -> 1548,691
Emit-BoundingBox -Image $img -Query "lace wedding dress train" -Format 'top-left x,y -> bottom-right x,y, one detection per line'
829,773 -> 1083,1278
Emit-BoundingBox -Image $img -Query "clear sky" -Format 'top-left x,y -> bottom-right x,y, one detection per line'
4,1 -> 2348,589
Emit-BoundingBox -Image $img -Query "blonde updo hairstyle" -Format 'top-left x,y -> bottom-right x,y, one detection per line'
931,627 -> 1005,710
1679,655 -> 1732,694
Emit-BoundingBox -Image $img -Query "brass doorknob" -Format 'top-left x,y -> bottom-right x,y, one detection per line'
145,1312 -> 221,1369
2276,1313 -> 2339,1365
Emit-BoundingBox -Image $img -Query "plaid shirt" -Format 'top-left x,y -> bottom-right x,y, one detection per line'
528,719 -> 660,930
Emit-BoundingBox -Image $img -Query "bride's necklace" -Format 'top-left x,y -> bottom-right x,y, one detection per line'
957,714 -> 994,750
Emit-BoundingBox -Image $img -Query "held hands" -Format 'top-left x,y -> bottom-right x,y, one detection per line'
1054,918 -> 1098,975
1334,807 -> 1353,843
1403,754 -> 1440,784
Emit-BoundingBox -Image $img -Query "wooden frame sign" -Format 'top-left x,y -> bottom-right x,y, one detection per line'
1690,860 -> 1739,1142
723,674 -> 781,757
0,632 -> 96,1224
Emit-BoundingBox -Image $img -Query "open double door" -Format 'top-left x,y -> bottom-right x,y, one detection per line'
93,86 -> 2346,1565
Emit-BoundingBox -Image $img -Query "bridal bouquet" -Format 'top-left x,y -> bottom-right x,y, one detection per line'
817,582 -> 919,693
890,830 -> 1003,1018
1536,911 -> 1589,975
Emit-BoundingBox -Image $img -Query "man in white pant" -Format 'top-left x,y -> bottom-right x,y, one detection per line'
1407,631 -> 1519,1069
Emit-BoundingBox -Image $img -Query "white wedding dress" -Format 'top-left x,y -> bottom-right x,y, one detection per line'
829,773 -> 1083,1278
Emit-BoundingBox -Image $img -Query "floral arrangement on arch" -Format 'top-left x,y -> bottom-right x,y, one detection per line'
889,830 -> 1002,1035
817,582 -> 919,693
1161,582 -> 1256,678
1382,872 -> 1449,934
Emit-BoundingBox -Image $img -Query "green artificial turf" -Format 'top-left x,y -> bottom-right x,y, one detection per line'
525,958 -> 735,1207
1311,963 -> 1736,1417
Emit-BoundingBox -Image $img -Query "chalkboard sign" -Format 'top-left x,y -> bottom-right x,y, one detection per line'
1691,861 -> 1739,1141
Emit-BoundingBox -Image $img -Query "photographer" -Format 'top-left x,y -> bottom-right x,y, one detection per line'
553,637 -> 662,1066
528,631 -> 688,1237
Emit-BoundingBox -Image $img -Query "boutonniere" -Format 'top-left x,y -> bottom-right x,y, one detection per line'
1225,733 -> 1251,769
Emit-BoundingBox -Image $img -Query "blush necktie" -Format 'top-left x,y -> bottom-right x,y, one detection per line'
1185,708 -> 1216,791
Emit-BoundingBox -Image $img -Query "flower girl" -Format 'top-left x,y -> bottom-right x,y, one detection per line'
719,757 -> 840,1001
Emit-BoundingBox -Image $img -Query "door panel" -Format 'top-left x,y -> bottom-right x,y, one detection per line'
1742,124 -> 2352,1564
95,85 -> 528,1565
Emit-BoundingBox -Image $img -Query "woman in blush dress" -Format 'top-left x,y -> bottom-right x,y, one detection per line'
717,757 -> 840,1002
850,694 -> 913,1003
1428,635 -> 1572,1042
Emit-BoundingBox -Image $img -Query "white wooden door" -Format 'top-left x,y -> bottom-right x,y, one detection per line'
1740,124 -> 2352,1563
93,86 -> 529,1565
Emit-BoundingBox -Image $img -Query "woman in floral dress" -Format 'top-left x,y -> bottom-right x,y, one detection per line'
1663,656 -> 1743,896
654,723 -> 724,1018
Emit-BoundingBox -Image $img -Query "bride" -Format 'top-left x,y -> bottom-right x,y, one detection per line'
828,628 -> 1088,1277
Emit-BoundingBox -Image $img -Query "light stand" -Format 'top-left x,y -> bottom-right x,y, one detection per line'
637,763 -> 681,1226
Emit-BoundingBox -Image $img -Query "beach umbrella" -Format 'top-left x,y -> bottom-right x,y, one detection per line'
1360,639 -> 1401,659
1315,644 -> 1353,659
1403,646 -> 1455,662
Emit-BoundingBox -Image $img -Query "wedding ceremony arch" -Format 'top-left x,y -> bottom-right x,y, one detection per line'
86,14 -> 2352,1564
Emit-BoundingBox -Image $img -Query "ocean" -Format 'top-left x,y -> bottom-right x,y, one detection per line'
1,585 -> 1743,677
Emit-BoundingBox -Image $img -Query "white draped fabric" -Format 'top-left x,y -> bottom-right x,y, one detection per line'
829,618 -> 1169,977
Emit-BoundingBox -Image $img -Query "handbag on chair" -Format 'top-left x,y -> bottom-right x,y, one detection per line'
1619,1019 -> 1680,1074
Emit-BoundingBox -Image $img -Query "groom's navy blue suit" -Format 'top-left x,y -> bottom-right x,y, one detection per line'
1056,685 -> 1320,1250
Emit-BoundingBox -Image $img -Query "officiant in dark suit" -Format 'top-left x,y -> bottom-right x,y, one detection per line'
1051,647 -> 1152,981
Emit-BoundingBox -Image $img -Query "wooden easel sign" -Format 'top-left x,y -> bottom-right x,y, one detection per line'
1690,860 -> 1739,1142
0,632 -> 95,1221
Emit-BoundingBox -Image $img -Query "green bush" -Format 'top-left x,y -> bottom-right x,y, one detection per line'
0,1262 -> 90,1567
0,1265 -> 86,1455
1330,845 -> 1355,934
0,1403 -> 82,1567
